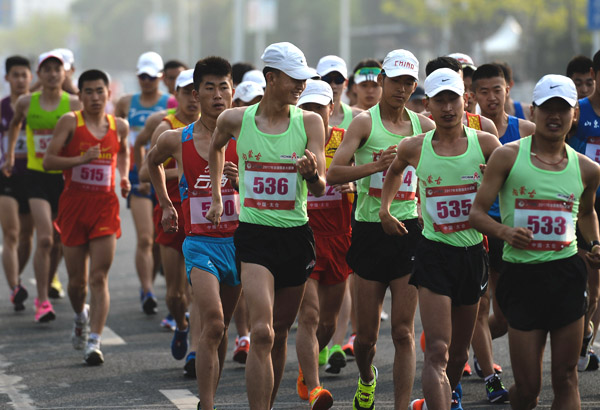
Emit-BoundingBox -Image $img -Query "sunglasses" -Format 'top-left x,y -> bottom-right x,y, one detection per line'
138,73 -> 158,81
321,73 -> 346,85
355,67 -> 382,77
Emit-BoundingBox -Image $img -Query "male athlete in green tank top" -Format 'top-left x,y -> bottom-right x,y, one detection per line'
380,68 -> 500,410
470,75 -> 600,410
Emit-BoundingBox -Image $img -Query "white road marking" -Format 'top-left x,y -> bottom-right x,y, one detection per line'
160,389 -> 197,410
0,348 -> 36,409
102,326 -> 126,345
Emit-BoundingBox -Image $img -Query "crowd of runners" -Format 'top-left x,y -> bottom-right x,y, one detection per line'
1,41 -> 600,410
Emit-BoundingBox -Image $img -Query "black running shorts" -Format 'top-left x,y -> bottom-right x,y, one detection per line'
410,237 -> 488,306
0,172 -> 30,214
24,170 -> 64,213
496,254 -> 587,331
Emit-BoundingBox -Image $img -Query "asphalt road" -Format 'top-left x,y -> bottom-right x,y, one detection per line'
1,196 -> 599,409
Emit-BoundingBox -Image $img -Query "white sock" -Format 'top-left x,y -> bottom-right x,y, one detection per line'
239,335 -> 250,343
75,309 -> 88,322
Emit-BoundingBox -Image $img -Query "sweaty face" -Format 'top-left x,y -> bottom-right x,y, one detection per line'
473,76 -> 508,117
571,72 -> 594,100
381,75 -> 416,107
195,74 -> 233,117
176,84 -> 199,117
269,71 -> 306,105
425,91 -> 464,129
6,66 -> 32,95
79,79 -> 109,114
532,98 -> 575,141
320,71 -> 346,101
38,59 -> 65,89
137,73 -> 160,93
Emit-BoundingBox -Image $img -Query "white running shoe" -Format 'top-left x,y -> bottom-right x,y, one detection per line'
71,304 -> 90,350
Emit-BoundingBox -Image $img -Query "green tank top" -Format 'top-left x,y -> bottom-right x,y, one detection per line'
500,137 -> 582,264
337,103 -> 353,130
237,103 -> 309,227
416,126 -> 484,246
26,91 -> 70,173
355,104 -> 421,222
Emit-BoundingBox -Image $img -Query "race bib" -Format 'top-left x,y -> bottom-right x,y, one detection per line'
190,193 -> 240,225
368,158 -> 416,200
425,183 -> 476,233
514,199 -> 575,251
243,161 -> 298,210
585,137 -> 600,163
33,130 -> 52,158
2,130 -> 27,158
71,163 -> 112,190
307,184 -> 342,209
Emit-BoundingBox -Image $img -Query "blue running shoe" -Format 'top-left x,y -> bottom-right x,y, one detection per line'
141,291 -> 158,315
451,390 -> 463,410
486,374 -> 509,403
161,314 -> 176,331
171,327 -> 189,360
184,351 -> 196,378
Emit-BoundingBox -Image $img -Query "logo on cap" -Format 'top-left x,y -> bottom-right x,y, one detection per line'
394,60 -> 415,69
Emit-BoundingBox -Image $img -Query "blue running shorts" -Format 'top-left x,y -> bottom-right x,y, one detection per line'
182,235 -> 240,287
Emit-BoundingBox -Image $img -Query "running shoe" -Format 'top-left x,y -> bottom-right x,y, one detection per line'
71,304 -> 90,350
325,344 -> 347,374
409,399 -> 426,410
184,351 -> 196,378
141,290 -> 158,315
380,310 -> 389,321
318,346 -> 329,366
578,322 -> 595,372
343,334 -> 356,357
48,274 -> 64,299
455,382 -> 462,399
161,314 -> 176,331
451,390 -> 463,410
10,284 -> 28,311
485,374 -> 509,403
462,362 -> 472,376
171,327 -> 189,360
84,341 -> 104,365
34,298 -> 55,323
297,368 -> 308,401
352,365 -> 377,410
233,336 -> 250,364
473,356 -> 503,378
309,386 -> 333,410
587,350 -> 599,371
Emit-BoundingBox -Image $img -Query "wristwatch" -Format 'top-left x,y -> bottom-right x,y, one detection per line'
590,240 -> 600,249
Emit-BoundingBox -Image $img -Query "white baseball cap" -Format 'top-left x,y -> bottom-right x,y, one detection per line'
175,69 -> 194,89
261,42 -> 318,81
382,49 -> 419,80
38,51 -> 64,69
241,69 -> 266,88
137,51 -> 164,77
532,74 -> 578,107
448,52 -> 476,71
52,48 -> 74,71
234,81 -> 264,103
316,55 -> 348,79
424,68 -> 465,97
297,80 -> 334,107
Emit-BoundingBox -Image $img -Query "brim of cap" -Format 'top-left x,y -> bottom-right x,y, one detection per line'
137,66 -> 163,77
235,91 -> 264,103
461,64 -> 477,71
39,56 -> 64,67
354,74 -> 380,84
297,94 -> 332,107
425,85 -> 464,98
533,95 -> 577,108
383,68 -> 418,81
176,80 -> 194,89
317,66 -> 347,79
269,65 -> 319,81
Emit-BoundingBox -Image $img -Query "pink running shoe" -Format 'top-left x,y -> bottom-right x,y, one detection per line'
34,298 -> 56,323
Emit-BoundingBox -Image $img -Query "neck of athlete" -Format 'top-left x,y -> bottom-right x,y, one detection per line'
589,87 -> 600,109
140,89 -> 160,102
41,85 -> 62,101
485,110 -> 508,132
255,92 -> 290,120
332,94 -> 344,117
196,114 -> 217,136
379,99 -> 407,123
531,133 -> 566,157
82,109 -> 105,125
176,109 -> 199,126
435,121 -> 464,142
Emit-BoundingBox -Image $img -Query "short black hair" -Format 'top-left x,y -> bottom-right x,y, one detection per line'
164,60 -> 188,71
193,56 -> 232,91
462,66 -> 475,78
494,61 -> 513,83
425,57 -> 461,76
77,69 -> 110,90
352,59 -> 382,74
593,50 -> 600,73
262,66 -> 281,79
567,55 -> 593,78
6,56 -> 31,74
471,63 -> 505,90
232,62 -> 255,85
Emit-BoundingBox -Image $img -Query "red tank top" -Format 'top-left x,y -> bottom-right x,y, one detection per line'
162,113 -> 189,203
308,127 -> 352,235
61,111 -> 119,193
180,123 -> 239,237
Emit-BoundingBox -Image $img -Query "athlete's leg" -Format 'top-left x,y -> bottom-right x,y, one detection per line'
447,303 -> 479,389
353,275 -> 387,383
17,212 -> 33,273
29,198 -> 55,304
217,283 -> 241,378
389,275 -> 418,409
130,195 -> 155,295
160,245 -> 188,329
550,317 -> 584,410
87,235 -> 116,335
0,196 -> 21,288
233,291 -> 250,336
316,280 -> 347,348
331,281 -> 352,347
471,289 -> 496,376
507,327 -> 547,410
47,229 -> 62,290
489,267 -> 508,339
63,243 -> 89,315
270,282 -> 306,407
296,278 -> 321,391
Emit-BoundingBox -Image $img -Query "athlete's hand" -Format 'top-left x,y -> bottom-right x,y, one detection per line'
137,182 -> 151,196
333,182 -> 354,194
379,211 -> 408,236
223,161 -> 238,186
81,144 -> 101,164
206,200 -> 223,227
586,245 -> 600,269
120,177 -> 131,198
375,145 -> 397,172
479,163 -> 487,175
504,227 -> 533,249
161,204 -> 178,233
2,154 -> 14,177
296,149 -> 318,180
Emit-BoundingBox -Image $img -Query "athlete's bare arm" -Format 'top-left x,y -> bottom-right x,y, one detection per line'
576,154 -> 600,267
299,110 -> 326,197
480,115 -> 499,138
135,110 -> 167,176
114,95 -> 132,119
147,129 -> 183,232
417,113 -> 436,133
518,118 -> 536,138
327,111 -> 388,184
116,117 -> 131,198
379,135 -> 424,236
68,94 -> 82,111
476,129 -> 502,160
2,94 -> 30,176
351,106 -> 364,117
469,143 -> 533,248
138,119 -> 175,183
43,113 -> 89,170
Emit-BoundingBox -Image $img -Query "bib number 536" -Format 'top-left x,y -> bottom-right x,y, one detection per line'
253,176 -> 288,195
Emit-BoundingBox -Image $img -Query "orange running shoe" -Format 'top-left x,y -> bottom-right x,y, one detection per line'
297,368 -> 308,401
309,386 -> 333,410
342,333 -> 356,357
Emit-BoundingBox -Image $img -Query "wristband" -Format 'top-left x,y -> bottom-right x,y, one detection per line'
305,170 -> 319,184
591,240 -> 600,249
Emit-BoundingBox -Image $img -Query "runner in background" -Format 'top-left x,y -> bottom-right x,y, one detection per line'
566,55 -> 595,100
351,59 -> 383,110
497,61 -> 532,121
448,53 -> 477,114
